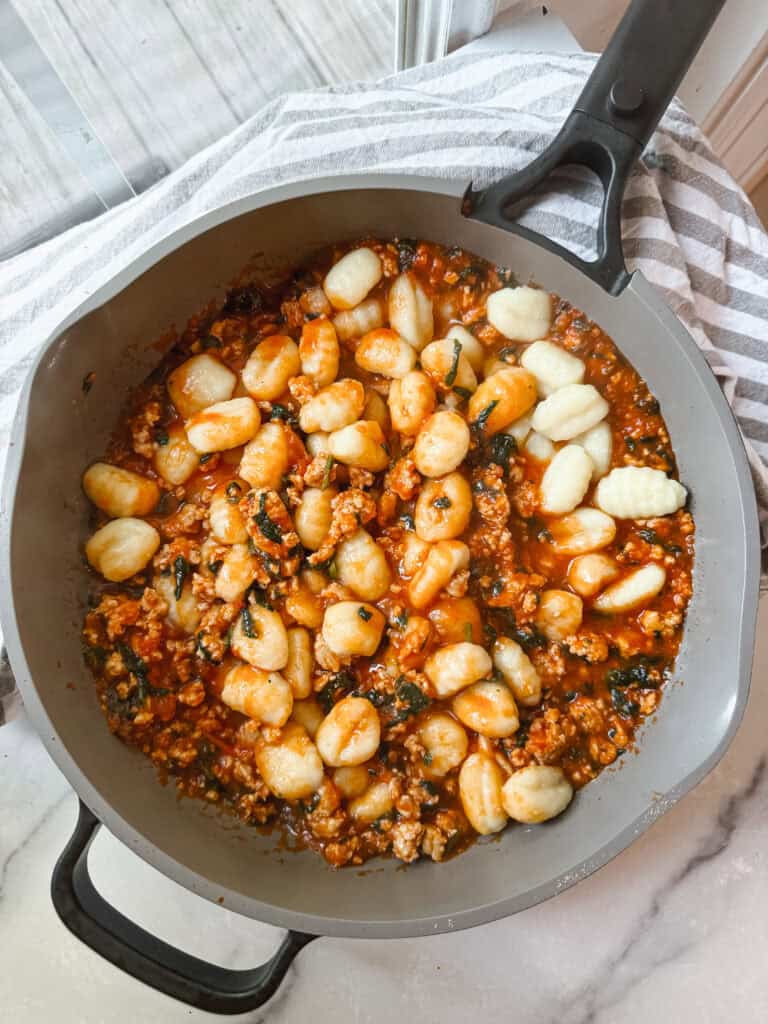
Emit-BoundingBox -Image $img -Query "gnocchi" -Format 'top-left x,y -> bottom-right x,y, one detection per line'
408,539 -> 469,610
348,781 -> 394,823
255,723 -> 324,800
208,483 -> 248,544
239,422 -> 289,490
335,529 -> 391,601
324,247 -> 382,309
388,271 -> 434,350
221,664 -> 293,727
493,638 -> 542,707
284,627 -> 313,699
322,601 -> 385,658
486,285 -> 551,342
595,466 -> 687,518
424,642 -> 492,698
549,507 -> 617,555
315,696 -> 381,767
468,367 -> 538,436
452,681 -> 519,738
539,444 -> 594,515
83,463 -> 159,519
153,574 -> 201,635
214,543 -> 257,603
414,473 -> 472,542
535,589 -> 584,641
290,698 -> 324,739
167,353 -> 236,419
520,340 -> 585,396
413,411 -> 470,478
458,753 -> 508,835
231,604 -> 289,671
567,553 -> 620,597
593,564 -> 667,614
241,335 -> 300,401
355,328 -> 417,379
532,384 -> 609,441
85,518 -> 160,582
388,371 -> 436,435
186,397 -> 261,453
420,338 -> 478,395
299,318 -> 340,387
443,323 -> 485,373
328,420 -> 390,472
416,713 -> 468,778
294,487 -> 336,551
153,425 -> 200,486
525,430 -> 556,463
572,420 -> 613,480
501,765 -> 573,824
299,379 -> 365,434
333,296 -> 385,340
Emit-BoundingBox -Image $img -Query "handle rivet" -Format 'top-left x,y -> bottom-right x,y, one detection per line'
609,79 -> 645,115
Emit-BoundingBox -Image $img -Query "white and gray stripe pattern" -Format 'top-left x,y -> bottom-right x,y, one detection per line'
0,51 -> 766,689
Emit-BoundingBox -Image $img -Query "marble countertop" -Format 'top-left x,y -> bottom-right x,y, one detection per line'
2,598 -> 767,1023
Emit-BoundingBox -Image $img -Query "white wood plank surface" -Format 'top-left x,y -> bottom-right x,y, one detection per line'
1,0 -> 393,256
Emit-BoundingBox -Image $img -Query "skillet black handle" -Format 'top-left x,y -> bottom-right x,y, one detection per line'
51,800 -> 317,1015
464,0 -> 725,295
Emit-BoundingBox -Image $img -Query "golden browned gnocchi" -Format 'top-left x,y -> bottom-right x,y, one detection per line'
81,237 -> 693,870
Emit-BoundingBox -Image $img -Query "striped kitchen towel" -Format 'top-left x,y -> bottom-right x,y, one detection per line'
1,49 -> 767,720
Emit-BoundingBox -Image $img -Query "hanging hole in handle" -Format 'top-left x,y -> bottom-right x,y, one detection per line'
499,164 -> 606,268
86,819 -> 284,967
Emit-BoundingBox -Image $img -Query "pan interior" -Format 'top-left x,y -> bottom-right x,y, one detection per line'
5,183 -> 756,936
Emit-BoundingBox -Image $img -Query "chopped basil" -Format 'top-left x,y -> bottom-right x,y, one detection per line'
222,285 -> 263,316
472,399 -> 499,435
226,481 -> 242,504
173,555 -> 190,600
321,455 -> 334,490
154,427 -> 169,446
390,677 -> 430,723
255,492 -> 283,544
199,453 -> 214,464
399,513 -> 415,531
496,266 -> 517,287
444,339 -> 462,387
201,335 -> 221,349
391,609 -> 409,630
240,604 -> 258,639
207,559 -> 223,575
396,238 -> 418,271
358,606 -> 373,622
488,432 -> 517,472
610,687 -> 639,718
452,385 -> 472,402
463,622 -> 473,642
317,670 -> 356,713
83,644 -> 107,670
117,642 -> 150,703
270,403 -> 298,427
433,495 -> 452,509
196,633 -> 219,664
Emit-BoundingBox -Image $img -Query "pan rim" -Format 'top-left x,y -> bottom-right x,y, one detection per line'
1,172 -> 760,938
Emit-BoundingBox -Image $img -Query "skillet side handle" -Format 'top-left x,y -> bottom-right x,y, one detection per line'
464,0 -> 725,295
51,800 -> 317,1015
